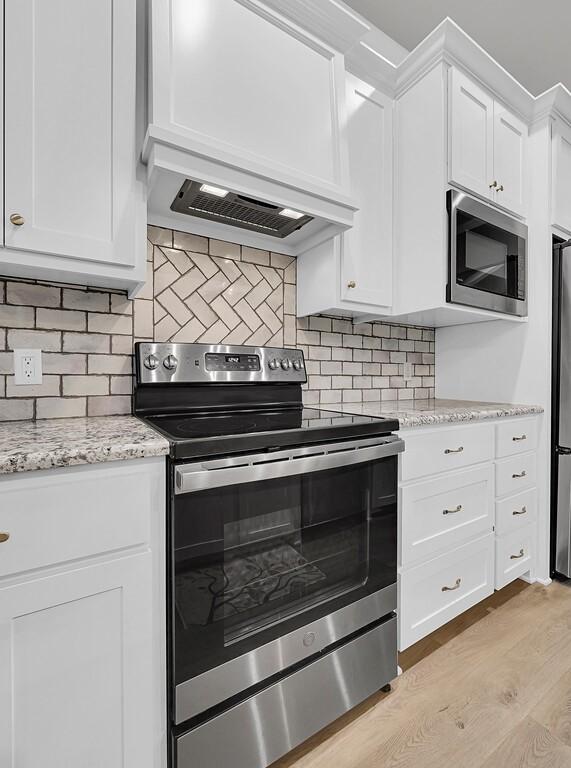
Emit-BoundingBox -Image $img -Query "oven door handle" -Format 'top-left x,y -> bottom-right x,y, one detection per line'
175,438 -> 404,494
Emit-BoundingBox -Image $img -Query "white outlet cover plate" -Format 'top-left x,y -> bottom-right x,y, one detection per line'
14,348 -> 42,385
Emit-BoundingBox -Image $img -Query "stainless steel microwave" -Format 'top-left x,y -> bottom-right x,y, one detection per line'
447,190 -> 527,317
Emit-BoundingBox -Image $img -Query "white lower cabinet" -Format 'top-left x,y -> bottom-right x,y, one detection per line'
0,553 -> 152,768
495,525 -> 533,590
399,534 -> 494,650
0,458 -> 166,768
398,416 -> 539,651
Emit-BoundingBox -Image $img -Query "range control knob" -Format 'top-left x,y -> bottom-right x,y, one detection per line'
268,358 -> 279,370
292,359 -> 303,371
143,354 -> 160,370
163,354 -> 178,371
280,358 -> 292,370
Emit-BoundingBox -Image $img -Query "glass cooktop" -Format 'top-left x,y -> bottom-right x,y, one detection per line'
142,407 -> 400,460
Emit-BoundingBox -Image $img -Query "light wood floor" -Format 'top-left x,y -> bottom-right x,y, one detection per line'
272,579 -> 571,768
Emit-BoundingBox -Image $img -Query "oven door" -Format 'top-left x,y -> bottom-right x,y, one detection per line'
170,435 -> 403,725
447,189 -> 527,316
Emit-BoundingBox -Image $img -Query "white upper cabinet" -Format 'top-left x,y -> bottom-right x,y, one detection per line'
493,103 -> 527,216
297,74 -> 393,316
145,0 -> 358,255
449,69 -> 494,200
449,68 -> 527,217
552,118 -> 571,234
2,0 -> 146,294
340,75 -> 393,309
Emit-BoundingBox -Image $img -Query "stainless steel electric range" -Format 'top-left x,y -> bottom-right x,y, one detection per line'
134,342 -> 404,768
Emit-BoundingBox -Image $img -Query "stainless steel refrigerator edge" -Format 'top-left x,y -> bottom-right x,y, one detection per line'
553,238 -> 571,576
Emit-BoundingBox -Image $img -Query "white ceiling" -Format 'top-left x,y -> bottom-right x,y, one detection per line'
343,0 -> 571,96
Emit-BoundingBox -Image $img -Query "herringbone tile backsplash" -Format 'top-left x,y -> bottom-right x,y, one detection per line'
0,226 -> 434,420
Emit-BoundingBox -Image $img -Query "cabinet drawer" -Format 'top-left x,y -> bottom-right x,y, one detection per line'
400,465 -> 493,566
398,534 -> 494,650
495,526 -> 533,589
495,488 -> 536,536
495,452 -> 536,497
495,418 -> 538,458
0,461 -> 154,579
400,424 -> 494,481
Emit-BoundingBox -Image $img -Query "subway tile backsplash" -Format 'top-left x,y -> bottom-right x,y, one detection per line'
0,226 -> 434,420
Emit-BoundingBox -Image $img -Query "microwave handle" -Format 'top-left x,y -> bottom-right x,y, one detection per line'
175,438 -> 404,494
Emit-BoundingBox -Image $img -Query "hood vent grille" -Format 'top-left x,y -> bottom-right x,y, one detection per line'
171,180 -> 313,239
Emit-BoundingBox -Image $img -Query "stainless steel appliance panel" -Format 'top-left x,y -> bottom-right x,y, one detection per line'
175,583 -> 396,723
176,617 -> 397,768
556,454 -> 571,577
175,435 -> 404,494
559,250 -> 571,449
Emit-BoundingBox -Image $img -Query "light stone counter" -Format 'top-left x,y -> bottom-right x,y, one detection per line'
317,399 -> 544,429
0,416 -> 169,474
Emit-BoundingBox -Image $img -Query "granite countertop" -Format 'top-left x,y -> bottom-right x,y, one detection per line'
0,416 -> 169,475
317,398 -> 544,429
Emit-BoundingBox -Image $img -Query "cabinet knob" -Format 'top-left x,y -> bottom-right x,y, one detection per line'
10,213 -> 24,226
489,180 -> 498,189
0,533 -> 10,543
497,184 -> 504,192
347,280 -> 356,289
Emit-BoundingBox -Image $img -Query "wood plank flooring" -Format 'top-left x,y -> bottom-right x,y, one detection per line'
272,579 -> 571,768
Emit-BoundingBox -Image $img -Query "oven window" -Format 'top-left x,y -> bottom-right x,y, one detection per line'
172,456 -> 397,684
456,210 -> 525,300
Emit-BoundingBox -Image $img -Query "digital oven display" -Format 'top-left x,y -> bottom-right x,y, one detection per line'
205,353 -> 261,372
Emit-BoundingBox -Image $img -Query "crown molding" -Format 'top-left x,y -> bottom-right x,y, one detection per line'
533,83 -> 571,126
260,0 -> 370,53
395,18 -> 535,120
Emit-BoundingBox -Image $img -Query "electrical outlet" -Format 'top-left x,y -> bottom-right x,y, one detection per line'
14,349 -> 42,385
403,362 -> 414,381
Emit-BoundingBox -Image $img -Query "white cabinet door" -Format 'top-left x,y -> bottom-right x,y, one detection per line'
449,68 -> 494,200
552,119 -> 571,234
4,0 -> 139,267
493,103 -> 527,216
0,553 -> 154,768
341,75 -> 393,308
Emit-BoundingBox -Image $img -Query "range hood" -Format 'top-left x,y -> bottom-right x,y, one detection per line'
171,180 -> 314,240
144,0 -> 359,256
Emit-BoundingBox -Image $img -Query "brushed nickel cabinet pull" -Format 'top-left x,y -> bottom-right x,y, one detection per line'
442,578 -> 461,592
512,470 -> 527,479
443,504 -> 463,515
0,532 -> 10,543
510,548 -> 525,560
444,446 -> 464,454
9,213 -> 24,226
513,506 -> 527,516
497,184 -> 504,192
347,281 -> 356,289
489,180 -> 498,189
512,434 -> 527,442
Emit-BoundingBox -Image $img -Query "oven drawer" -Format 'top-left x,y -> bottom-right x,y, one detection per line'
495,525 -> 533,589
398,533 -> 494,650
400,465 -> 494,566
176,617 -> 397,768
495,418 -> 538,458
495,452 -> 536,497
400,424 -> 494,482
495,488 -> 537,536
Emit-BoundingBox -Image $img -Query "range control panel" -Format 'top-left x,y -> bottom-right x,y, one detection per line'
136,343 -> 306,384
